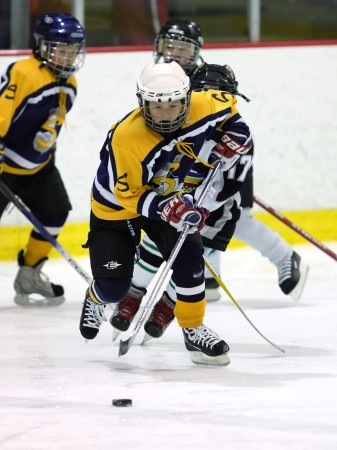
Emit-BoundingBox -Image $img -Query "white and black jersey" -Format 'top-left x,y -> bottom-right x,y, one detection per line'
184,139 -> 254,251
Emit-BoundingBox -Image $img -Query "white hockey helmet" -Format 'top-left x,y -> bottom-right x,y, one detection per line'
137,61 -> 191,134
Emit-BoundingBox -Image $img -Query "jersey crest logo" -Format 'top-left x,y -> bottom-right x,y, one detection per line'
176,141 -> 195,159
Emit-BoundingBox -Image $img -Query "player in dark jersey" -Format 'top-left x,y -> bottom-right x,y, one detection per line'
0,12 -> 86,306
79,61 -> 253,366
120,18 -> 308,306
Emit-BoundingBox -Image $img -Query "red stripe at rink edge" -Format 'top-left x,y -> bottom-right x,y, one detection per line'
1,39 -> 337,57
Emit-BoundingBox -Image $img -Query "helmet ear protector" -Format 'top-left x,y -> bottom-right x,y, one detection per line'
33,12 -> 86,78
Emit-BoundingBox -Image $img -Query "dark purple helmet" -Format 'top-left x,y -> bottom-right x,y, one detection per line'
154,19 -> 204,74
33,12 -> 86,78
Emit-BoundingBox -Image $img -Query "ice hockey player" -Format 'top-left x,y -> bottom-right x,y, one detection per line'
79,61 -> 253,366
0,12 -> 86,305
110,62 -> 254,342
136,18 -> 309,302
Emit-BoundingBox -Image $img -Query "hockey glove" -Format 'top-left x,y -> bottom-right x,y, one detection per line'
209,132 -> 252,171
160,194 -> 209,234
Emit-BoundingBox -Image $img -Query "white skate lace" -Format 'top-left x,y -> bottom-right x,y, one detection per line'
278,256 -> 294,284
83,298 -> 106,329
184,325 -> 221,349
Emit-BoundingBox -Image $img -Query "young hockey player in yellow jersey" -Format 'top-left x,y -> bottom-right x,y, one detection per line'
109,63 -> 254,342
79,61 -> 253,366
126,18 -> 308,306
0,12 -> 86,306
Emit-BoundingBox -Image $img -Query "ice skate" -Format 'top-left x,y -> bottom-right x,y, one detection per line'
205,278 -> 221,302
79,289 -> 106,340
13,250 -> 65,306
182,324 -> 230,366
143,292 -> 175,342
278,251 -> 309,301
109,286 -> 146,339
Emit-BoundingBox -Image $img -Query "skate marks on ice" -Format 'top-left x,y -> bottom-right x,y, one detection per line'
0,244 -> 337,450
85,338 -> 335,387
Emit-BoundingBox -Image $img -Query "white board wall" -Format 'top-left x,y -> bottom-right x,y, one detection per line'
1,44 -> 337,225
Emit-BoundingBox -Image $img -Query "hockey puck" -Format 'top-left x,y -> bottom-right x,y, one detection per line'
112,399 -> 132,407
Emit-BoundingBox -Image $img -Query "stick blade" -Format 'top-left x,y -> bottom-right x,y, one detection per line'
118,337 -> 132,356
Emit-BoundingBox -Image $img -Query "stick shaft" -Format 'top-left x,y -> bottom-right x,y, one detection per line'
253,195 -> 337,262
119,225 -> 189,356
204,257 -> 285,353
0,180 -> 92,284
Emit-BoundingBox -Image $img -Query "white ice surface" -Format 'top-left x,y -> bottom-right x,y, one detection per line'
0,244 -> 337,450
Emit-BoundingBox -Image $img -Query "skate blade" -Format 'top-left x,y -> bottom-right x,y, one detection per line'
290,261 -> 309,301
14,294 -> 65,307
188,351 -> 230,367
141,333 -> 153,345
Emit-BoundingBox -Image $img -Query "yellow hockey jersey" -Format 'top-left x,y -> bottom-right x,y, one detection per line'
0,55 -> 77,175
91,89 -> 251,221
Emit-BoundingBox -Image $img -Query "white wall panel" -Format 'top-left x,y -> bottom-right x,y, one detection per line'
1,44 -> 336,225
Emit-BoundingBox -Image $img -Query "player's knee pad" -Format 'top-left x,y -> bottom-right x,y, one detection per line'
92,278 -> 131,304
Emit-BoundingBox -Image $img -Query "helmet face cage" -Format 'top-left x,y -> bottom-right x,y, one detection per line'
154,19 -> 203,74
38,40 -> 85,78
33,13 -> 86,78
190,63 -> 239,95
154,36 -> 200,73
137,62 -> 191,134
140,97 -> 191,134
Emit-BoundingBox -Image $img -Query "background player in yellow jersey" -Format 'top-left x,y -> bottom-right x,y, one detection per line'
0,12 -> 86,305
79,61 -> 253,366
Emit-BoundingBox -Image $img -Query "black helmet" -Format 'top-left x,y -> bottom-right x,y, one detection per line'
154,19 -> 204,74
33,12 -> 86,78
190,63 -> 250,102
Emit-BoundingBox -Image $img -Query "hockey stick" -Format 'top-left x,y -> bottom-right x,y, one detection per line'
253,195 -> 337,262
119,161 -> 223,357
204,257 -> 285,353
0,179 -> 92,284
